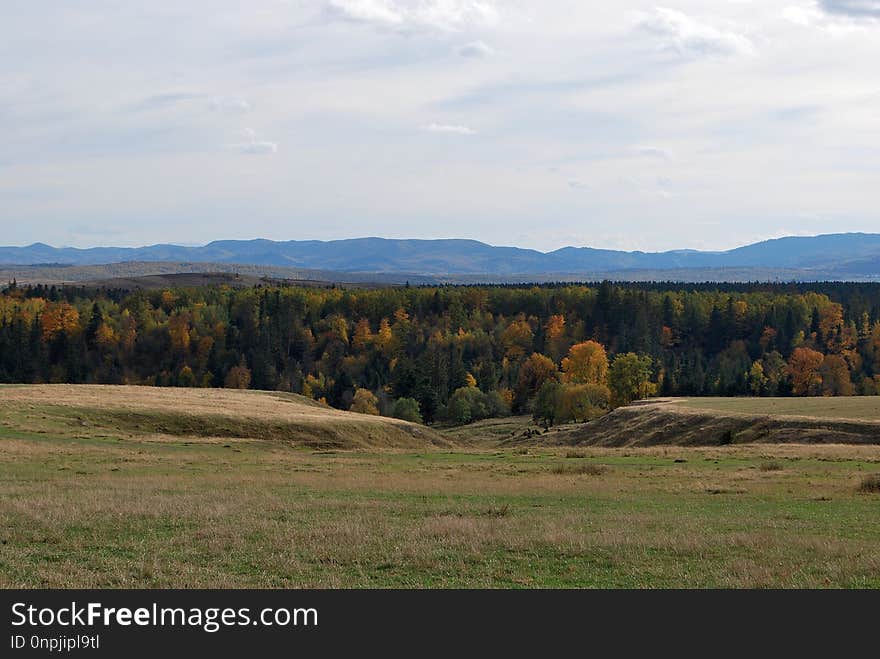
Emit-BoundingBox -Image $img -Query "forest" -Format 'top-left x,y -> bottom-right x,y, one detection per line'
2,280 -> 880,426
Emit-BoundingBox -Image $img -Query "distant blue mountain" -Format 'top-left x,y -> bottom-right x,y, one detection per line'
2,233 -> 880,276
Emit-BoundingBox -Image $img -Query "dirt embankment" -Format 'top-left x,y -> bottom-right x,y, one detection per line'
547,400 -> 880,447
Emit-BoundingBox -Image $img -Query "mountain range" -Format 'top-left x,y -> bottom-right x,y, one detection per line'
2,233 -> 880,280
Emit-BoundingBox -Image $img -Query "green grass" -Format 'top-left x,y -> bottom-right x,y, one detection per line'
2,430 -> 880,588
678,396 -> 880,420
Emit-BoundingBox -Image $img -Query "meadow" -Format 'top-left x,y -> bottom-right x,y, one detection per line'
677,396 -> 880,421
1,386 -> 879,589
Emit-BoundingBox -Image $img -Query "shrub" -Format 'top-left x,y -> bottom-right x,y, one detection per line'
558,383 -> 611,423
391,397 -> 423,424
533,382 -> 611,428
858,474 -> 880,493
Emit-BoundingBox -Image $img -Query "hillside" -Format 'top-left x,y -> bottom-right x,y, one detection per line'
546,398 -> 880,446
0,385 -> 448,449
3,233 -> 880,279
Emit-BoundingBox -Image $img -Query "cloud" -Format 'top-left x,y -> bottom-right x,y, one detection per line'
425,122 -> 475,135
637,7 -> 756,57
225,128 -> 278,154
456,40 -> 495,58
231,141 -> 278,154
327,0 -> 499,32
782,5 -> 824,26
129,92 -> 201,113
634,146 -> 673,160
211,96 -> 252,114
819,0 -> 880,18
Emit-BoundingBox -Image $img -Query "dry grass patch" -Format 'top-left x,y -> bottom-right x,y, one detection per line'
0,384 -> 447,449
550,463 -> 607,476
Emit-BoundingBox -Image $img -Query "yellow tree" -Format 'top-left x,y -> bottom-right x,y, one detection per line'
375,318 -> 394,356
352,318 -> 374,352
94,323 -> 118,351
818,303 -> 844,351
561,340 -> 609,385
350,388 -> 380,415
168,313 -> 191,354
544,314 -> 566,361
502,318 -> 534,360
748,360 -> 767,396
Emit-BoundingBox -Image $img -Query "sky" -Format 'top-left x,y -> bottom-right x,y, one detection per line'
2,0 -> 880,253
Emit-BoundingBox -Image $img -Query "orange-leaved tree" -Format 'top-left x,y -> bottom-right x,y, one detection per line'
561,340 -> 608,385
787,347 -> 824,396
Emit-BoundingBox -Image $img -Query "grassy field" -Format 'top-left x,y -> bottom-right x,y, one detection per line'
2,386 -> 880,588
677,397 -> 880,421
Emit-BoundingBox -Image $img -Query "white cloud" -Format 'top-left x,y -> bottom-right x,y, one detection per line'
782,5 -> 824,26
327,0 -> 403,25
211,96 -> 252,114
226,128 -> 277,154
425,122 -> 475,135
634,146 -> 673,160
130,92 -> 202,113
637,7 -> 756,57
231,141 -> 278,154
456,40 -> 495,58
327,0 -> 499,32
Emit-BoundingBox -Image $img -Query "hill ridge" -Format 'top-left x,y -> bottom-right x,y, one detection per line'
2,232 -> 880,277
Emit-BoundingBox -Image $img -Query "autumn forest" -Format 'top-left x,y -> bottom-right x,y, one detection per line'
2,281 -> 880,426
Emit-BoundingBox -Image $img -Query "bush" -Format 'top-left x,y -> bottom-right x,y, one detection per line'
533,382 -> 611,428
391,397 -> 423,424
484,390 -> 511,418
558,383 -> 611,423
858,474 -> 880,493
444,387 -> 511,424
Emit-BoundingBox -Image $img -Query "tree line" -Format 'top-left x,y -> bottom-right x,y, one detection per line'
2,280 -> 880,426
